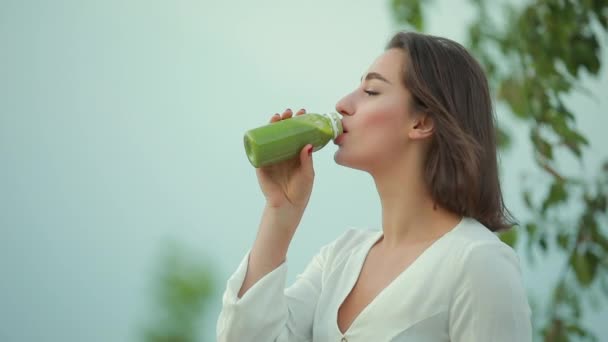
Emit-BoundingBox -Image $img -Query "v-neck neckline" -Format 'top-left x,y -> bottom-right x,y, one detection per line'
336,217 -> 466,336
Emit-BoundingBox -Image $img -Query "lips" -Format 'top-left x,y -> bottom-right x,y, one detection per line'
334,131 -> 347,145
341,122 -> 349,134
334,122 -> 348,145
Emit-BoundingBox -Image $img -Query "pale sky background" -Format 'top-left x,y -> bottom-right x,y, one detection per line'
1,0 -> 607,341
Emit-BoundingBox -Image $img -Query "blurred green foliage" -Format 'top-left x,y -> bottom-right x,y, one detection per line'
391,0 -> 608,340
141,241 -> 214,342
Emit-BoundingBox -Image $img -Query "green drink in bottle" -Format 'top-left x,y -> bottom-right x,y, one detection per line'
244,112 -> 343,168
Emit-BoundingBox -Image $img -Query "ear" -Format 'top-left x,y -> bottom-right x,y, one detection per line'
408,113 -> 434,140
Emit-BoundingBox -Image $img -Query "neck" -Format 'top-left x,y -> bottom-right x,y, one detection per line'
370,157 -> 461,250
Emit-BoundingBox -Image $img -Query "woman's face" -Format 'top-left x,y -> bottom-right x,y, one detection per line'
334,48 -> 419,172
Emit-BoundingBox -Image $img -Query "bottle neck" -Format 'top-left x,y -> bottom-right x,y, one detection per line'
325,112 -> 343,139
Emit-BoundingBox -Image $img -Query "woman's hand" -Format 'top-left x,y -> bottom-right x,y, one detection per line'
256,108 -> 315,213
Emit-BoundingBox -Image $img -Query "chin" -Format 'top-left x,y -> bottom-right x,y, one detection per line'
334,149 -> 370,172
333,148 -> 348,167
333,150 -> 345,166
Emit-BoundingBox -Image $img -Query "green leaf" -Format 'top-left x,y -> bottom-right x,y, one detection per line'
588,251 -> 600,278
591,193 -> 607,212
573,252 -> 592,286
499,228 -> 518,247
572,250 -> 599,287
496,125 -> 512,150
539,234 -> 548,252
579,35 -> 601,75
552,114 -> 589,159
498,77 -> 528,118
525,222 -> 538,238
531,130 -> 553,160
391,0 -> 427,30
566,323 -> 588,337
542,180 -> 568,213
554,281 -> 567,302
557,232 -> 570,250
523,191 -> 534,209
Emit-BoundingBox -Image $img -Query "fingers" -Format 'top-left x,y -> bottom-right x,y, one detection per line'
269,113 -> 281,123
269,108 -> 306,123
282,108 -> 294,120
299,144 -> 315,178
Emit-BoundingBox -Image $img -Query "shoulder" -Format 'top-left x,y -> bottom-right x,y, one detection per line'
449,217 -> 524,284
451,217 -> 519,258
451,217 -> 504,244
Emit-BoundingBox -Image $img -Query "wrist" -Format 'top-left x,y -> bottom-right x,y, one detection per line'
263,203 -> 305,229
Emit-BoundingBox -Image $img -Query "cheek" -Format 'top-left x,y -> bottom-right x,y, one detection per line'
362,110 -> 396,129
360,94 -> 407,127
359,107 -> 406,145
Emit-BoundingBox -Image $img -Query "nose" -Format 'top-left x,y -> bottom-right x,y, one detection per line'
335,92 -> 354,117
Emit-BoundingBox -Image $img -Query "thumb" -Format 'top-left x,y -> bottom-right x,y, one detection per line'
299,144 -> 315,178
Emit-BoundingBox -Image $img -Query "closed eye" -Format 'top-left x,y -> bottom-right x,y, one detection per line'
364,90 -> 379,96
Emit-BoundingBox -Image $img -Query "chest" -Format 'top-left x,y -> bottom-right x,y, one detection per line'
337,245 -> 428,334
312,235 -> 457,341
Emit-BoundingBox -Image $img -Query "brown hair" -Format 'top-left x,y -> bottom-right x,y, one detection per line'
387,31 -> 514,232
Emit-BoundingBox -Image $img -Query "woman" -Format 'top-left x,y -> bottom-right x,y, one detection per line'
217,31 -> 532,341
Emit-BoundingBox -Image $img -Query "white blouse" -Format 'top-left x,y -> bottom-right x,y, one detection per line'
217,217 -> 532,341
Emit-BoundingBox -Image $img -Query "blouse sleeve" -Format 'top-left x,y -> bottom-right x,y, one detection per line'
216,241 -> 333,342
449,241 -> 533,342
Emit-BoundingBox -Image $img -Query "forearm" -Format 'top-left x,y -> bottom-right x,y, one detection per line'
237,204 -> 304,298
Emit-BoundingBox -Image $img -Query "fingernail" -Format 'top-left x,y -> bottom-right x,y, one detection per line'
308,146 -> 313,156
286,108 -> 292,112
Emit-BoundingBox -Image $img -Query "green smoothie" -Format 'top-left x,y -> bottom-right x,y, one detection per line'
244,112 -> 343,168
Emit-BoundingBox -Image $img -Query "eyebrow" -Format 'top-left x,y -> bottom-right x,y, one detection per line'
360,72 -> 392,84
